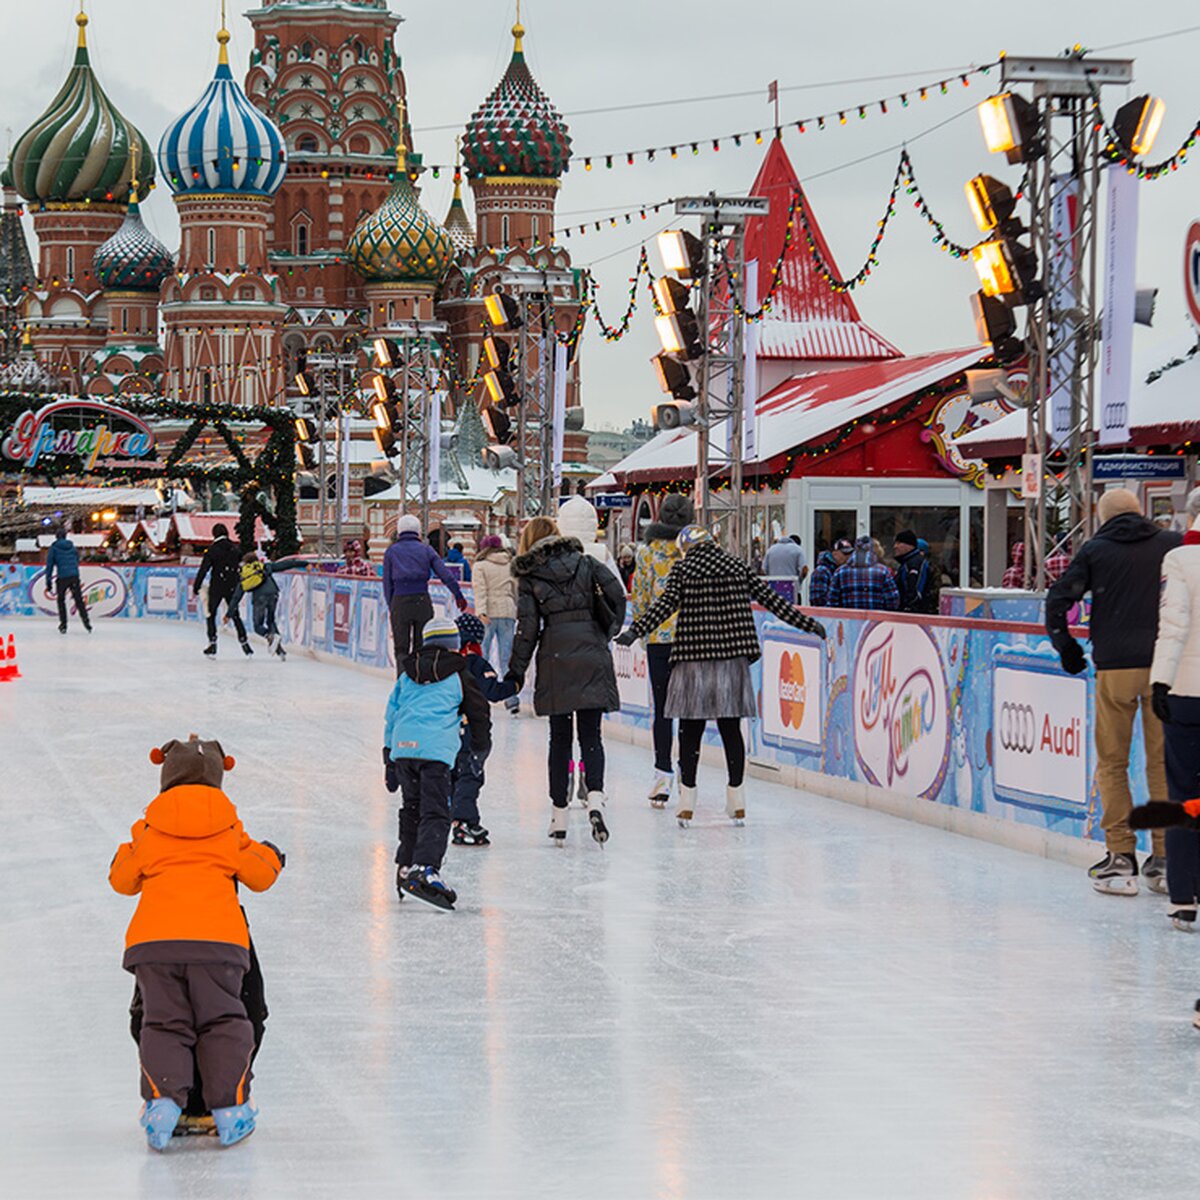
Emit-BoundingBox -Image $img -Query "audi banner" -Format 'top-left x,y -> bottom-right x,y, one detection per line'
992,656 -> 1088,811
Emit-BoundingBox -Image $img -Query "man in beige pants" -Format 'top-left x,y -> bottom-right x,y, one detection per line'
1046,489 -> 1182,894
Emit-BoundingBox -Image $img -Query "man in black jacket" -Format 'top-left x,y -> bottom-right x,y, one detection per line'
1046,489 -> 1182,894
193,524 -> 252,658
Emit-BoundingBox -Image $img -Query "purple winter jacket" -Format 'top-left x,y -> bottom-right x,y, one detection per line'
383,533 -> 466,606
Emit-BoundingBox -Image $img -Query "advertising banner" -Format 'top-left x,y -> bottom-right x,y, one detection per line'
760,626 -> 823,752
145,572 -> 180,615
1049,174 -> 1080,443
28,566 -> 130,620
613,635 -> 650,713
332,586 -> 352,649
1099,165 -> 1139,445
358,583 -> 382,658
992,654 -> 1088,811
852,621 -> 950,798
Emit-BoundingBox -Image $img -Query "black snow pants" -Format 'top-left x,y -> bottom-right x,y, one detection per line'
395,758 -> 453,870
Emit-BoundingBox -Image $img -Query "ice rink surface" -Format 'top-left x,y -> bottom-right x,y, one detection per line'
4,619 -> 1200,1199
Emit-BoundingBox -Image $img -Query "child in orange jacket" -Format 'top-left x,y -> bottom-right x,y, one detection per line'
109,736 -> 284,1151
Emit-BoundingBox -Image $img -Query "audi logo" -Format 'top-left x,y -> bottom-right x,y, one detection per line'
1000,702 -> 1036,753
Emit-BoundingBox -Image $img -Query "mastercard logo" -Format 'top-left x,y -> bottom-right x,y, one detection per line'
779,650 -> 808,730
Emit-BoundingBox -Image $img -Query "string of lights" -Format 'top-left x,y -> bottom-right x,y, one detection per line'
1089,93 -> 1200,179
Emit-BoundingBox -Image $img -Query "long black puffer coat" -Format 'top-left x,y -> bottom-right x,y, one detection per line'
509,535 -> 627,716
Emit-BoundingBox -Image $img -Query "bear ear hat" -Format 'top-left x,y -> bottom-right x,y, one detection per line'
149,738 -> 181,766
208,738 -> 236,772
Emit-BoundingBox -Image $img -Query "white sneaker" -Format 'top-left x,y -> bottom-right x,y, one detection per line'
648,769 -> 674,808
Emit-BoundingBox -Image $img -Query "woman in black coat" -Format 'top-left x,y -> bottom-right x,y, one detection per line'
507,516 -> 627,844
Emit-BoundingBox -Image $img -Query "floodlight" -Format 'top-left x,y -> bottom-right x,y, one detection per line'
372,401 -> 393,431
655,310 -> 703,360
1114,95 -> 1166,158
652,276 -> 691,316
657,229 -> 706,280
482,445 -> 519,470
372,373 -> 397,404
295,372 -> 313,397
564,406 -> 586,432
373,427 -> 399,458
964,175 -> 1017,234
484,292 -> 522,329
484,368 -> 521,407
971,238 -> 1038,302
1134,286 -> 1158,327
294,417 -> 315,443
482,406 -> 513,444
374,337 -> 401,368
651,352 -> 696,400
977,92 -> 1042,163
483,336 -> 510,371
651,401 -> 698,431
969,291 -> 1024,364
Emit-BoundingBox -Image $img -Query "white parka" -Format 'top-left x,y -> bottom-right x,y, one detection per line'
1151,519 -> 1200,697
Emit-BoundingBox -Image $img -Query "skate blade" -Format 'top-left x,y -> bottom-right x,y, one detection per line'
548,831 -> 567,847
1092,877 -> 1138,896
649,795 -> 669,808
677,812 -> 692,828
729,812 -> 745,825
400,881 -> 456,911
589,813 -> 609,845
174,1117 -> 218,1138
1173,918 -> 1196,933
1147,878 -> 1168,895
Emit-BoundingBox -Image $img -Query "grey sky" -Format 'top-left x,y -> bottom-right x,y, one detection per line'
4,1 -> 1199,430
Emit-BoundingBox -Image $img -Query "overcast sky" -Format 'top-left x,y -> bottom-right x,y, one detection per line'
4,0 -> 1200,429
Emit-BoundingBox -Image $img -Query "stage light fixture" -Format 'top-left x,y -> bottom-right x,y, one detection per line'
1114,95 -> 1166,157
657,229 -> 706,280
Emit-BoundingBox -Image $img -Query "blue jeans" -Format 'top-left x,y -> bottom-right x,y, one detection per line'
482,617 -> 519,710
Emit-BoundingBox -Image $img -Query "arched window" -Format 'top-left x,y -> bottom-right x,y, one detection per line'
531,216 -> 539,245
354,40 -> 367,61
237,228 -> 247,265
296,225 -> 309,257
299,41 -> 314,60
66,247 -> 75,279
348,134 -> 370,155
297,135 -> 318,153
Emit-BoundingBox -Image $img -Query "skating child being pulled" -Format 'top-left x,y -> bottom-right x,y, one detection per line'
108,736 -> 285,1151
451,612 -> 520,846
384,616 -> 491,909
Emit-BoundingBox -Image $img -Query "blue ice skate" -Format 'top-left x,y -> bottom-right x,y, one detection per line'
140,1098 -> 182,1151
212,1100 -> 257,1147
399,865 -> 457,910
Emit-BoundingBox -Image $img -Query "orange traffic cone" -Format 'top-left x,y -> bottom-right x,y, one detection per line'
0,637 -> 11,682
1,634 -> 20,682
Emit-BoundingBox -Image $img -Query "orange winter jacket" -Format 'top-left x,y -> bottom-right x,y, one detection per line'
109,785 -> 281,965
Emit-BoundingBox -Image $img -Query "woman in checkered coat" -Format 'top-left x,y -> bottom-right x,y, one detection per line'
617,526 -> 826,825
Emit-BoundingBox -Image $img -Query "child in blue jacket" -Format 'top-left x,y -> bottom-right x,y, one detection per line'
384,617 -> 490,909
451,613 -> 519,846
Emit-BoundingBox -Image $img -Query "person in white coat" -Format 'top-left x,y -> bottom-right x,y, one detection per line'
1151,487 -> 1200,930
557,495 -> 620,579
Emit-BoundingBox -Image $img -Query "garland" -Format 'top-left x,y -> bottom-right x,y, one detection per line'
1089,92 -> 1199,180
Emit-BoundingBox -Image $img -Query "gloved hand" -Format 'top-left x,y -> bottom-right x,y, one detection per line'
456,597 -> 469,612
1058,640 -> 1087,676
383,746 -> 401,793
503,670 -> 524,690
261,840 -> 287,869
614,628 -> 638,647
1129,800 -> 1193,830
1152,682 -> 1172,725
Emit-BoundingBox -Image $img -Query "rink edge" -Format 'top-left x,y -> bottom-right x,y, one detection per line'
603,721 -> 1098,871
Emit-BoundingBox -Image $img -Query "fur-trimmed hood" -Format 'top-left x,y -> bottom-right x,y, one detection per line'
511,535 -> 584,577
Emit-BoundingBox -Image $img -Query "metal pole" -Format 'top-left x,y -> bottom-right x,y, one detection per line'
333,405 -> 344,555
728,221 -> 746,561
695,199 -> 715,530
317,371 -> 328,554
400,342 -> 411,517
420,350 -> 432,533
517,304 -> 530,519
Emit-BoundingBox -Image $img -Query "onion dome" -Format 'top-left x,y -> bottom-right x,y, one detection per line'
443,152 -> 474,254
94,155 -> 173,292
348,134 -> 453,285
462,20 -> 571,180
158,24 -> 287,196
7,11 -> 155,206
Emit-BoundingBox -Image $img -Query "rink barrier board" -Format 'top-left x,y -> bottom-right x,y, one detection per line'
0,564 -> 1139,853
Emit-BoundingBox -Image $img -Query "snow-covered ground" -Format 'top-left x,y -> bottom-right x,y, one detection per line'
3,618 -> 1200,1199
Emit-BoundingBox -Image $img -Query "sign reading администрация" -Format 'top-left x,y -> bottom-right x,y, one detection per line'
1,400 -> 156,471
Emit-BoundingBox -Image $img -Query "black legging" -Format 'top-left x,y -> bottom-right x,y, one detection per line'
678,718 -> 746,788
647,643 -> 674,774
549,709 -> 604,806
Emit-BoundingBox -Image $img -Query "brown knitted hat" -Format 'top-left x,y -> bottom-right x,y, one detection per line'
150,735 -> 235,791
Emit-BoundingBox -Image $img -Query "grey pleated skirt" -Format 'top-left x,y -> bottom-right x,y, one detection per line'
664,657 -> 757,720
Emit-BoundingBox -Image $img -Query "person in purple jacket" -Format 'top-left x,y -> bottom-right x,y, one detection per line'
384,515 -> 469,675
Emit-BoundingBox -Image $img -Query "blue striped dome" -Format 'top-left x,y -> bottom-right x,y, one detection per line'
158,32 -> 287,197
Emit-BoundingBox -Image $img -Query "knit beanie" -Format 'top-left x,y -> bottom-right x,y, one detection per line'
1097,488 -> 1140,524
657,493 -> 695,530
396,514 -> 421,536
676,525 -> 714,553
894,529 -> 918,550
456,612 -> 486,645
422,616 -> 461,650
150,735 -> 234,791
479,535 -> 503,551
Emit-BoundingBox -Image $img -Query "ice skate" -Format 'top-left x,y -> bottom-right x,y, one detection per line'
275,642 -> 287,660
140,1098 -> 182,1151
1142,855 -> 1168,894
241,640 -> 254,656
174,1113 -> 217,1138
548,804 -> 568,845
574,761 -> 589,806
677,785 -> 697,828
587,791 -> 609,845
265,633 -> 276,651
1169,905 -> 1197,932
400,865 -> 457,910
212,1101 -> 257,1147
395,864 -> 408,899
726,784 -> 745,825
1089,852 -> 1138,895
648,769 -> 674,809
453,821 -> 490,846
203,641 -> 217,657
1193,1000 -> 1200,1031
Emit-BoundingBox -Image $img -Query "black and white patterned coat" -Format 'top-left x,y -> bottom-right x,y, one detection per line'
628,541 -> 825,663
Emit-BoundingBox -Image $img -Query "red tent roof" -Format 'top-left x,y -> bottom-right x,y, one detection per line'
744,138 -> 901,362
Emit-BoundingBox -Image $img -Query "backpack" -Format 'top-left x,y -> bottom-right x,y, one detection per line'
240,560 -> 266,592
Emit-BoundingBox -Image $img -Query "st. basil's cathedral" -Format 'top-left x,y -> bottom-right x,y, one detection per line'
0,0 -> 581,428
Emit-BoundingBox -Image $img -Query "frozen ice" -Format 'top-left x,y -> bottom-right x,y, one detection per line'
3,618 -> 1200,1198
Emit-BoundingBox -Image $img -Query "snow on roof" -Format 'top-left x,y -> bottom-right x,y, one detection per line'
740,139 -> 901,363
20,485 -> 194,509
173,514 -> 270,544
611,347 -> 983,482
366,464 -> 519,507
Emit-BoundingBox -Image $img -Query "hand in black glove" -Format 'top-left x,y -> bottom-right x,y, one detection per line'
614,628 -> 638,647
1058,640 -> 1087,676
382,746 -> 401,794
1129,800 -> 1193,830
261,840 -> 287,869
1152,682 -> 1172,725
503,670 -> 524,690
806,618 -> 827,641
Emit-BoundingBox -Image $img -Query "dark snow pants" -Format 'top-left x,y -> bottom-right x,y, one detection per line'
133,962 -> 254,1111
55,575 -> 91,631
451,740 -> 490,826
206,585 -> 248,644
395,758 -> 452,870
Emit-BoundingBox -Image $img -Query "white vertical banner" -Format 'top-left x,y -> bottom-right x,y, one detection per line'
339,412 -> 351,521
428,384 -> 443,503
1099,165 -> 1139,446
552,340 -> 568,491
743,259 -> 759,462
1048,175 -> 1078,443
